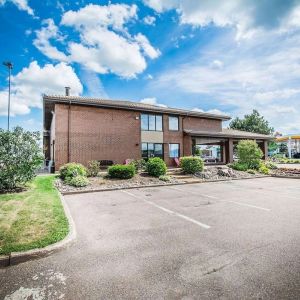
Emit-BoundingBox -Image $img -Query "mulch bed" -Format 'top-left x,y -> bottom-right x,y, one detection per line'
56,173 -> 182,193
272,168 -> 300,178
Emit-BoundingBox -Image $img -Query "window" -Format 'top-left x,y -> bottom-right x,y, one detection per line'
169,143 -> 180,158
142,143 -> 164,159
141,114 -> 163,131
169,116 -> 179,131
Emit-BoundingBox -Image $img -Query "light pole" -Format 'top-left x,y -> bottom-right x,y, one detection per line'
3,61 -> 13,131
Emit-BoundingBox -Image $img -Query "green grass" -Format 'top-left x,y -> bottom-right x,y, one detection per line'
0,175 -> 69,255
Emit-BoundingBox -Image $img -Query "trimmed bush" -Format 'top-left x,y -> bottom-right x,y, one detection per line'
265,161 -> 277,170
180,156 -> 204,174
59,163 -> 87,181
87,160 -> 100,177
237,140 -> 263,170
229,162 -> 249,171
0,127 -> 43,191
258,163 -> 270,175
159,175 -> 171,182
146,157 -> 167,177
108,164 -> 135,179
68,175 -> 89,187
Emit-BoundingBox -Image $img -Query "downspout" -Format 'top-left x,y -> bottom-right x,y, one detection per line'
182,112 -> 189,157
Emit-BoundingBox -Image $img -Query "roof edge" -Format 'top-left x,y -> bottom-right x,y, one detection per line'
43,95 -> 231,121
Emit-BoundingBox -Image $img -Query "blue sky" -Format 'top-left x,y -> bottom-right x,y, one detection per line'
1,0 -> 300,134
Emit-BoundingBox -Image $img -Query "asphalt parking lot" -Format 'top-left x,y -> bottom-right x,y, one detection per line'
1,177 -> 300,299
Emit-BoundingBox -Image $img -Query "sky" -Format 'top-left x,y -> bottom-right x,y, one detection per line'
1,0 -> 300,134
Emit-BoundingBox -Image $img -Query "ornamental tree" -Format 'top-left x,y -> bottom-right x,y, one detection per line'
0,126 -> 43,191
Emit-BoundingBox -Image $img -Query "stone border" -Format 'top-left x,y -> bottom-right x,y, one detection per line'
61,175 -> 270,195
0,193 -> 76,268
271,175 -> 300,179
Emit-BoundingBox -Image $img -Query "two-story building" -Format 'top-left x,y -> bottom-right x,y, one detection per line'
43,93 -> 272,171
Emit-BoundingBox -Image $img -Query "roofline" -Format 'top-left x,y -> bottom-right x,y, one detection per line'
184,130 -> 274,140
43,95 -> 231,121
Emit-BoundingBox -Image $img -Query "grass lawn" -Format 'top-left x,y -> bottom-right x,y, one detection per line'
0,175 -> 69,255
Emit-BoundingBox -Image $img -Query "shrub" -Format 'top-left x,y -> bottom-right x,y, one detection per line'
146,157 -> 167,177
229,162 -> 249,171
259,163 -> 270,175
237,140 -> 263,170
59,163 -> 87,181
0,127 -> 43,191
68,175 -> 89,187
108,164 -> 135,179
130,159 -> 147,171
180,156 -> 204,174
265,161 -> 277,170
159,175 -> 171,182
86,160 -> 100,177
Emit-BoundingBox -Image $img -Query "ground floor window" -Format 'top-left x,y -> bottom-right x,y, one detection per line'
142,143 -> 164,159
169,143 -> 180,158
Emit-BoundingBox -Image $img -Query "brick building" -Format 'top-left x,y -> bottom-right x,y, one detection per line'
43,94 -> 272,171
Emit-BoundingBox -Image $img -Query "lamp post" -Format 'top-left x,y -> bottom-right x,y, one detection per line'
3,61 -> 13,131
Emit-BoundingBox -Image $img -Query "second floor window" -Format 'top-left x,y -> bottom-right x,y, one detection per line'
169,116 -> 179,131
141,114 -> 162,131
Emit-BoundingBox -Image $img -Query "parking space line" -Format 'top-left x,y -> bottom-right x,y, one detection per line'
224,201 -> 271,211
121,190 -> 211,229
167,186 -> 219,199
167,186 -> 271,211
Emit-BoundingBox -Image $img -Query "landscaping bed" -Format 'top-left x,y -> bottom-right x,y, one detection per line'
271,167 -> 300,178
195,166 -> 264,180
0,175 -> 68,255
56,173 -> 182,193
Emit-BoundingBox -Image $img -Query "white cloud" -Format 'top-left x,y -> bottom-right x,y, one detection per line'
149,29 -> 300,134
0,0 -> 34,15
192,107 -> 228,116
144,0 -> 300,40
140,97 -> 167,107
0,61 -> 82,116
33,19 -> 69,62
134,33 -> 161,59
34,3 -> 160,78
211,60 -> 223,69
143,15 -> 156,25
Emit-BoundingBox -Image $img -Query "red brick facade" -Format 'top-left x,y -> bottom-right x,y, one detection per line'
52,103 -> 222,169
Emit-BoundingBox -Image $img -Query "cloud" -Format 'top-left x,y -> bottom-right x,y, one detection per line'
140,97 -> 167,107
0,0 -> 34,15
143,0 -> 300,39
0,61 -> 82,116
149,28 -> 300,134
143,15 -> 156,25
192,107 -> 228,116
80,69 -> 108,98
33,19 -> 69,62
34,3 -> 160,78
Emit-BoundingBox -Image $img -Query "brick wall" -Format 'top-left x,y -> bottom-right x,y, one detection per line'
54,104 -> 141,170
53,103 -> 223,169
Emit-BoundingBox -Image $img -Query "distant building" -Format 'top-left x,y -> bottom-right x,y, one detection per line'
276,135 -> 300,158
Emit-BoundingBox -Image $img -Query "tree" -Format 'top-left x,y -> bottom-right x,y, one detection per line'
0,127 -> 43,191
237,140 -> 263,170
229,110 -> 274,135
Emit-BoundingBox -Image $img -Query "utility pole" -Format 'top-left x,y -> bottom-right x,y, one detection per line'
3,61 -> 13,131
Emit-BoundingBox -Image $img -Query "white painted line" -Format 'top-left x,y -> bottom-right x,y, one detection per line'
121,190 -> 211,229
167,186 -> 219,199
168,186 -> 270,211
225,200 -> 271,211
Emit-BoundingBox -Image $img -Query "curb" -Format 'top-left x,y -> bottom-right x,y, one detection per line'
271,175 -> 300,179
0,193 -> 76,268
61,175 -> 270,195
